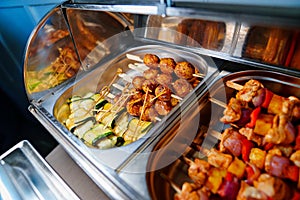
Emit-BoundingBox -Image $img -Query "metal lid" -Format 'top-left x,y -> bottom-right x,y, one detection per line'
0,140 -> 79,200
23,5 -> 130,101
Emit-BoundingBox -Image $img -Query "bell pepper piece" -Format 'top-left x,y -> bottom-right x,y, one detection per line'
283,165 -> 299,182
245,166 -> 255,184
225,171 -> 234,182
292,191 -> 300,200
264,142 -> 275,151
262,89 -> 273,108
242,138 -> 254,162
246,107 -> 261,128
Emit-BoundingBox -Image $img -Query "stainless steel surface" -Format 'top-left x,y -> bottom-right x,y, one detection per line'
28,43 -> 218,200
22,2 -> 300,200
46,145 -> 110,200
62,3 -> 164,15
0,140 -> 79,200
29,105 -> 140,200
35,44 -> 217,165
145,70 -> 300,200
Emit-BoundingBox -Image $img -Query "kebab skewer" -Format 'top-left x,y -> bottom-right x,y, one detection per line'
173,131 -> 300,200
126,53 -> 206,78
221,79 -> 300,124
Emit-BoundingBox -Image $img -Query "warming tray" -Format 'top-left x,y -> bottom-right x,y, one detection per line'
145,70 -> 300,199
114,69 -> 300,199
0,140 -> 79,200
28,43 -> 219,199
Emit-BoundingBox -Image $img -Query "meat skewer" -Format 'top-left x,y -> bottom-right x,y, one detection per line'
125,53 -> 206,78
225,79 -> 300,119
160,173 -> 182,194
113,78 -> 183,101
110,84 -> 162,122
172,78 -> 300,200
177,141 -> 299,200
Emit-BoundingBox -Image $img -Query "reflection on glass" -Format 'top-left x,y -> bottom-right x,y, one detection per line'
25,8 -> 80,93
175,18 -> 226,51
243,26 -> 300,68
147,16 -> 226,51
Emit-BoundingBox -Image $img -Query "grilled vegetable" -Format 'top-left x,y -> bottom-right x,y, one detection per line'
227,157 -> 246,179
82,123 -> 113,146
94,99 -> 108,110
114,112 -> 129,137
123,118 -> 152,142
73,119 -> 94,138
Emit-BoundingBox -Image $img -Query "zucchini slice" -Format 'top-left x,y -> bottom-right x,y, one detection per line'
73,119 -> 94,138
95,135 -> 125,149
69,116 -> 95,133
79,98 -> 95,111
83,124 -> 113,146
114,112 -> 129,137
123,118 -> 153,142
115,137 -> 125,147
128,118 -> 152,133
101,112 -> 117,129
66,108 -> 93,130
94,99 -> 108,110
101,107 -> 126,129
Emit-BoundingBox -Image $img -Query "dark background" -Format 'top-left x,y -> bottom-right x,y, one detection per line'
0,84 -> 57,157
0,1 -> 63,157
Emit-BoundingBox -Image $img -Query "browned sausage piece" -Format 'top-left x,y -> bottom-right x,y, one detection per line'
156,73 -> 173,87
132,76 -> 146,90
155,100 -> 172,116
129,89 -> 143,100
142,79 -> 157,93
143,68 -> 159,80
174,61 -> 195,79
143,54 -> 160,68
140,106 -> 159,122
173,78 -> 193,98
126,99 -> 142,117
159,58 -> 176,74
141,93 -> 156,108
155,85 -> 172,102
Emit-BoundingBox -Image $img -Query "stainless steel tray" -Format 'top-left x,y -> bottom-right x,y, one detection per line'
0,140 -> 79,200
29,44 -> 219,199
145,70 -> 300,199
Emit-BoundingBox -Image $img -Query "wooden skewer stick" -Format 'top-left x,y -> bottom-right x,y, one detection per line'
110,83 -> 162,122
126,53 -> 144,63
159,172 -> 182,194
208,97 -> 226,108
226,81 -> 243,91
128,63 -> 146,73
133,62 -> 205,78
126,53 -> 205,78
117,73 -> 183,101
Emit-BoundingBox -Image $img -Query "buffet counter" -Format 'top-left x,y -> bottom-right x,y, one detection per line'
46,145 -> 110,200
